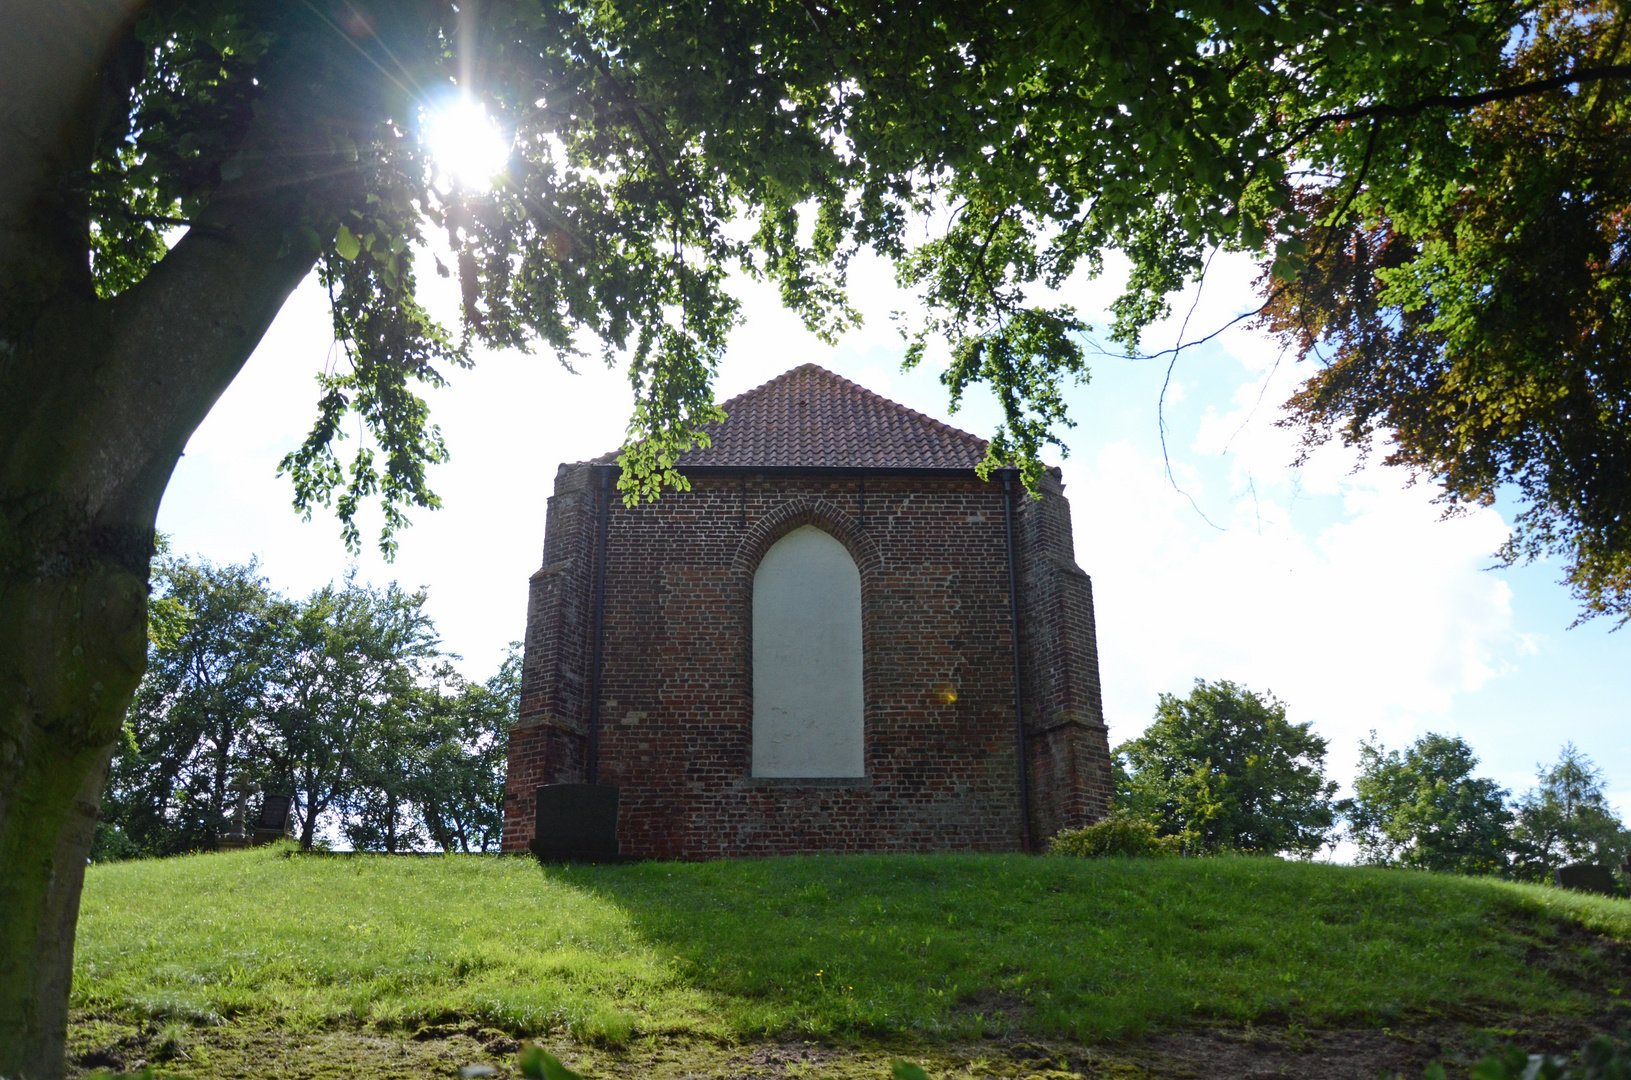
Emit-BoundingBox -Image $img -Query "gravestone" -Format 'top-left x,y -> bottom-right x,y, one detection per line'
1555,863 -> 1620,895
216,777 -> 261,850
253,794 -> 296,845
529,784 -> 621,862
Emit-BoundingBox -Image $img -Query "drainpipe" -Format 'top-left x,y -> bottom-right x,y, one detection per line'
586,467 -> 612,783
1001,470 -> 1034,853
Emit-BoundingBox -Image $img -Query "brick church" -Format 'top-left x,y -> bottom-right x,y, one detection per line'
500,364 -> 1113,859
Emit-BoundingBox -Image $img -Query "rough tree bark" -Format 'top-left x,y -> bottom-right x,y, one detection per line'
0,13 -> 355,1075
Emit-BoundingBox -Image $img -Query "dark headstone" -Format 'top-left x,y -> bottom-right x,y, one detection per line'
249,794 -> 296,845
1555,863 -> 1620,895
529,784 -> 620,862
256,794 -> 293,831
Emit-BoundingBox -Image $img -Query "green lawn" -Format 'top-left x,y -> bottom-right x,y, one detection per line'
73,847 -> 1631,1044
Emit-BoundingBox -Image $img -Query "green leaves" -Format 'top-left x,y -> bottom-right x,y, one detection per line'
1342,733 -> 1513,875
473,1046 -> 587,1080
1449,1036 -> 1631,1080
277,247 -> 466,558
1118,679 -> 1337,856
891,1061 -> 930,1080
1509,744 -> 1631,881
102,549 -> 513,859
333,225 -> 360,262
1050,809 -> 1183,857
1261,0 -> 1631,624
76,0 -> 1595,566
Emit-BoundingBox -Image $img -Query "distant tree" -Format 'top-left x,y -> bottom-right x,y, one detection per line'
261,579 -> 442,851
98,554 -> 279,858
101,561 -> 481,857
1341,733 -> 1512,875
1509,744 -> 1631,881
342,693 -> 431,854
1117,680 -> 1338,856
413,645 -> 519,853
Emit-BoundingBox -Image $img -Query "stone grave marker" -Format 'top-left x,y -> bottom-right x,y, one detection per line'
1555,863 -> 1620,895
253,794 -> 295,845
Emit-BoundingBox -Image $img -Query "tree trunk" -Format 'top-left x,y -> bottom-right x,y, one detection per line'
299,783 -> 334,851
0,745 -> 116,1080
0,101 -> 333,1080
0,6 -> 417,1070
0,263 -> 317,1076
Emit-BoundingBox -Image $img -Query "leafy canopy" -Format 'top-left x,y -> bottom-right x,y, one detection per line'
1340,732 -> 1513,875
1258,0 -> 1631,622
100,553 -> 284,859
99,551 -> 513,859
1116,679 -> 1337,855
80,0 -> 1554,553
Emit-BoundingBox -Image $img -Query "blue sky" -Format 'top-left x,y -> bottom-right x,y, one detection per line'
155,236 -> 1631,821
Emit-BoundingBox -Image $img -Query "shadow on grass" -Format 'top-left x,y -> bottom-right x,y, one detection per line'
545,853 -> 1631,1041
71,848 -> 1631,1047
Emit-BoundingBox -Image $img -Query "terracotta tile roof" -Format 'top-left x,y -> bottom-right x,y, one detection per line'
670,363 -> 989,470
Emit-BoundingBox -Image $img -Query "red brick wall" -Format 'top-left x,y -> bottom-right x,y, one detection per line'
1016,471 -> 1116,840
501,466 -> 1112,857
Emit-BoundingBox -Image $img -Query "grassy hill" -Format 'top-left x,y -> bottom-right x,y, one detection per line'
73,847 -> 1631,1049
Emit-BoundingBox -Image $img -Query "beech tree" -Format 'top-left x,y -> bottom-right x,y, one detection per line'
1258,0 -> 1631,623
2,0 -> 1621,1073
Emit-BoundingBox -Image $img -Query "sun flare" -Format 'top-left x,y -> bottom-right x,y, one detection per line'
424,96 -> 510,191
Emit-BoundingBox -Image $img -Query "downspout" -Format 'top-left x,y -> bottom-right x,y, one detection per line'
586,466 -> 612,784
1001,470 -> 1034,853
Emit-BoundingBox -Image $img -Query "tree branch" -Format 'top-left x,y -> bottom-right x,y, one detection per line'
1310,63 -> 1631,127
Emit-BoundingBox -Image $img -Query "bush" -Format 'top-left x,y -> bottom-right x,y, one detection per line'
1049,810 -> 1182,857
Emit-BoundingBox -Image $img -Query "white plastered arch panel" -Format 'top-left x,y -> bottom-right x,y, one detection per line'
751,525 -> 865,777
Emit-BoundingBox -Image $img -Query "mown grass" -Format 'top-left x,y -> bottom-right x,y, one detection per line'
73,847 -> 1631,1044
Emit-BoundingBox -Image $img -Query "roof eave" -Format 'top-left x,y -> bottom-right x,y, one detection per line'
590,463 -> 1009,480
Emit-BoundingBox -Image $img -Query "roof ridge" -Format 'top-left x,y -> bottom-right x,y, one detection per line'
712,363 -> 986,450
585,363 -> 992,471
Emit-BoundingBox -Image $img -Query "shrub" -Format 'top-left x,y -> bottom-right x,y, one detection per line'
1050,810 -> 1182,857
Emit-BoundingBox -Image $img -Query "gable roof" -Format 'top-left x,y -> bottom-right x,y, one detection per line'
670,363 -> 989,471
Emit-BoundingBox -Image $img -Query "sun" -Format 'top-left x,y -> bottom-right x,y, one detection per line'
424,96 -> 510,191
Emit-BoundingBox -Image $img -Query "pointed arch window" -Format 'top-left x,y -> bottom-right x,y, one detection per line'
751,525 -> 864,777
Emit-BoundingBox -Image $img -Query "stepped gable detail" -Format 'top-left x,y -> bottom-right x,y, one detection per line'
502,362 -> 1114,859
675,363 -> 989,470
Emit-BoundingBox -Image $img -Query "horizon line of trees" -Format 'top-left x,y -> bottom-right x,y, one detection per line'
105,554 -> 1620,879
1113,679 -> 1630,882
93,545 -> 516,861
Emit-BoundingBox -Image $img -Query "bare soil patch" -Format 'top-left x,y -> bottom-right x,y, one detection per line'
64,1012 -> 1631,1080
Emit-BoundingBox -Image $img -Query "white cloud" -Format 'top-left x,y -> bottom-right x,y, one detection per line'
1069,418 -> 1531,795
